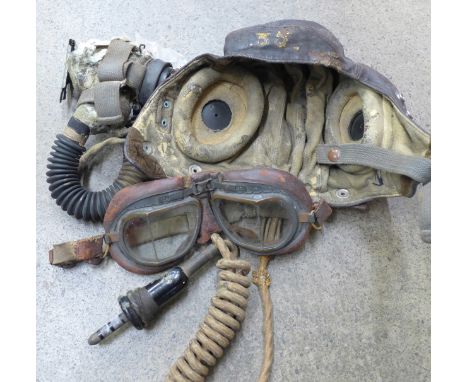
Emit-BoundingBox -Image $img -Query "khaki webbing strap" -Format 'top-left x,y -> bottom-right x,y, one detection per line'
93,81 -> 125,125
49,234 -> 106,267
316,144 -> 431,184
77,40 -> 147,126
418,183 -> 431,243
97,39 -> 134,82
76,88 -> 94,107
126,57 -> 149,90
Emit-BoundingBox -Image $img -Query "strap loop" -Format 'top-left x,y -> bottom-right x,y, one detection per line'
93,81 -> 128,125
97,39 -> 134,82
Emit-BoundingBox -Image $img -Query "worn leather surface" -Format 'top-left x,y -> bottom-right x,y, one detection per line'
49,234 -> 105,266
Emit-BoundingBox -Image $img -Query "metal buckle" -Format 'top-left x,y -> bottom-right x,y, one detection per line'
192,177 -> 216,196
307,211 -> 317,224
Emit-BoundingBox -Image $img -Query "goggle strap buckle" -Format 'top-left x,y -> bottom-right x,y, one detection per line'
191,175 -> 219,196
298,200 -> 333,226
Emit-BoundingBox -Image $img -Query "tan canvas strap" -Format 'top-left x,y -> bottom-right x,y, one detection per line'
316,144 -> 431,184
76,40 -> 149,125
76,88 -> 94,107
126,56 -> 149,91
97,39 -> 134,82
418,183 -> 431,243
93,81 -> 127,124
76,78 -> 130,125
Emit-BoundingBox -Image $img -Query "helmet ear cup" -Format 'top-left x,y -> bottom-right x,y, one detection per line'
324,79 -> 394,173
173,66 -> 264,163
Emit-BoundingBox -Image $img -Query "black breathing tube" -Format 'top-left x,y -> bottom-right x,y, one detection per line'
46,118 -> 147,222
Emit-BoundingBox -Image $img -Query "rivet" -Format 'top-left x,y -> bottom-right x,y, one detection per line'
163,99 -> 171,108
328,148 -> 341,162
189,165 -> 202,174
142,142 -> 152,155
336,189 -> 350,199
161,118 -> 168,127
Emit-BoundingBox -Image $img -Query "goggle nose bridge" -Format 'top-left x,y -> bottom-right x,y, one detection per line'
189,174 -> 220,196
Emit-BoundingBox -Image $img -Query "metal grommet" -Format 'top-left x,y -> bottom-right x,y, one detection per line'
142,142 -> 152,155
189,165 -> 202,174
161,118 -> 168,127
163,99 -> 171,108
328,148 -> 341,162
336,189 -> 350,199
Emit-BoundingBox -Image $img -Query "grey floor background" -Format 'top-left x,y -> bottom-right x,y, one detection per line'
37,1 -> 430,381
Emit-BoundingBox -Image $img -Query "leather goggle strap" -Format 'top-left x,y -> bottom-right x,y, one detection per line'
313,199 -> 333,225
49,234 -> 108,267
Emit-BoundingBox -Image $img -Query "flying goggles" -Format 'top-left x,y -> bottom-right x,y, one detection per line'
49,167 -> 332,274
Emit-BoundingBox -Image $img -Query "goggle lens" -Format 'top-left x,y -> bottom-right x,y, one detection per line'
212,195 -> 296,251
122,202 -> 199,266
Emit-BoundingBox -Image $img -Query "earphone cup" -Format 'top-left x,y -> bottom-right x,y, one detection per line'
324,79 -> 393,174
173,66 -> 264,163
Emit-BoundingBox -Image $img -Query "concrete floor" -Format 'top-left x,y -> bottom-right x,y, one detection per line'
36,1 -> 430,381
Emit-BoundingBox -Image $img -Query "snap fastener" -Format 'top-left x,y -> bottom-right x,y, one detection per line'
328,148 -> 341,162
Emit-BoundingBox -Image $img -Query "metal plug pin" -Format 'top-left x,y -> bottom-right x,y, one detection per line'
87,244 -> 220,345
88,312 -> 129,345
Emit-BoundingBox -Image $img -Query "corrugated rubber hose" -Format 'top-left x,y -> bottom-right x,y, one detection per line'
47,130 -> 147,222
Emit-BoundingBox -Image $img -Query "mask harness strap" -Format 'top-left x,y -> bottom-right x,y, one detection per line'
316,144 -> 431,185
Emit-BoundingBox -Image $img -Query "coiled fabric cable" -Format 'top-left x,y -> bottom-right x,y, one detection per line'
166,224 -> 278,382
166,234 -> 252,382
